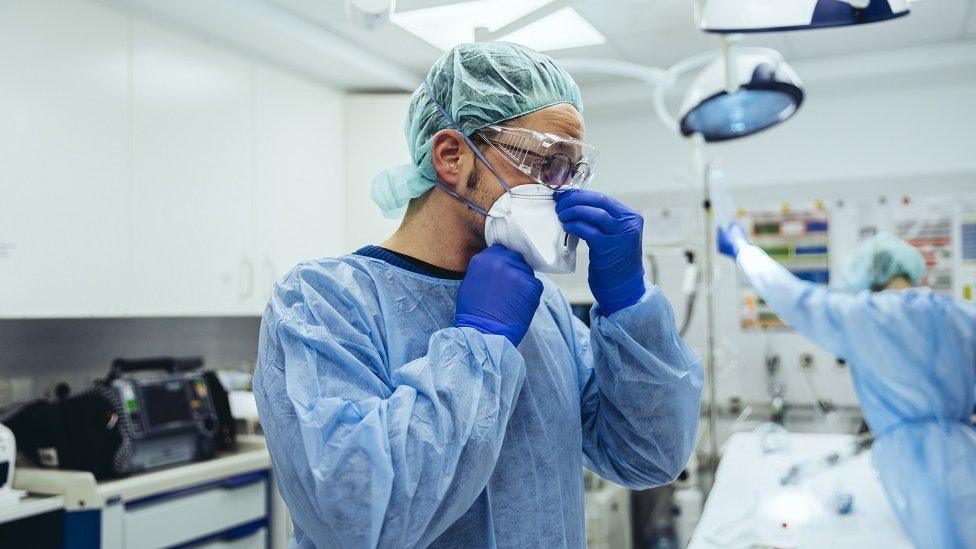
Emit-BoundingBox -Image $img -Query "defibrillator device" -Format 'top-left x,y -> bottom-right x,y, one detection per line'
0,422 -> 19,506
4,357 -> 235,479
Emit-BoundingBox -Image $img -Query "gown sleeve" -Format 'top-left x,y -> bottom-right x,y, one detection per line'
735,243 -> 876,361
252,263 -> 526,549
568,287 -> 704,488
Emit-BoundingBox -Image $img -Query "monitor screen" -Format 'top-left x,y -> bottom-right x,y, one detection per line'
142,381 -> 192,428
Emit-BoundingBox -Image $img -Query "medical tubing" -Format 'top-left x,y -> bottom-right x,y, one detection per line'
679,293 -> 697,337
644,253 -> 659,285
678,250 -> 699,337
802,366 -> 833,424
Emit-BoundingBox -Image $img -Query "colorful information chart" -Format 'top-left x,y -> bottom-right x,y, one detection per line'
894,212 -> 954,295
844,195 -> 974,301
960,208 -> 976,301
739,210 -> 830,330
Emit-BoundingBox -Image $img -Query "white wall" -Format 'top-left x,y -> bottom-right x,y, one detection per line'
585,71 -> 976,195
343,94 -> 412,251
0,0 -> 345,317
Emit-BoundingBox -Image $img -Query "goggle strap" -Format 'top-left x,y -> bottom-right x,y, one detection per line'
431,178 -> 491,217
424,83 -> 512,193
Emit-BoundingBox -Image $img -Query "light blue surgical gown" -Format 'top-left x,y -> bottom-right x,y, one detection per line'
735,244 -> 976,548
253,251 -> 703,548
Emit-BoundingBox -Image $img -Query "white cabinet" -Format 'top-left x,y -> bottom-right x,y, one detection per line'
126,25 -> 346,316
0,1 -> 347,318
0,0 -> 130,317
127,21 -> 254,316
14,436 -> 282,549
122,475 -> 266,548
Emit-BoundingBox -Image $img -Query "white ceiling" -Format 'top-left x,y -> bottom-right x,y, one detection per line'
99,0 -> 976,94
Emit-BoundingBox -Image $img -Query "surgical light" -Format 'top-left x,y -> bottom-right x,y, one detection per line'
677,49 -> 804,142
644,43 -> 803,472
696,0 -> 910,34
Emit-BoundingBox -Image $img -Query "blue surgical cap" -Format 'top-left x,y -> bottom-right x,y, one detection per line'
371,42 -> 584,218
842,233 -> 927,292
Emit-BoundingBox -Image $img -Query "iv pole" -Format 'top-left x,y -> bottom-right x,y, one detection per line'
561,50 -> 727,477
564,37 -> 748,478
691,133 -> 720,476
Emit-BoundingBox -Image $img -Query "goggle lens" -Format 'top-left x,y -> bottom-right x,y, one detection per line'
543,153 -> 572,189
476,125 -> 598,190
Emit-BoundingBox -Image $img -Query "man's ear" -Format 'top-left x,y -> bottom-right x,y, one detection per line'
431,129 -> 469,189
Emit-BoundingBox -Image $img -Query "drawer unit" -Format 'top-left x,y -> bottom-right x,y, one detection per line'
123,472 -> 266,549
14,435 -> 279,548
195,525 -> 267,549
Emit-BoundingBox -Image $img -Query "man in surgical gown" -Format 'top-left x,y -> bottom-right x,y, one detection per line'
718,225 -> 976,548
253,42 -> 703,548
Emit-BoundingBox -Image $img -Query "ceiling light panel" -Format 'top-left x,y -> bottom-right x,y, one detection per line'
391,0 -> 552,50
498,7 -> 606,51
391,0 -> 605,51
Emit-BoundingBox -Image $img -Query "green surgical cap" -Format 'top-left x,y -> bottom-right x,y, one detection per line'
371,42 -> 584,218
842,233 -> 927,292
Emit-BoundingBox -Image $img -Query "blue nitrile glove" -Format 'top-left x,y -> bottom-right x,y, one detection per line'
717,222 -> 750,259
555,190 -> 645,316
455,245 -> 544,346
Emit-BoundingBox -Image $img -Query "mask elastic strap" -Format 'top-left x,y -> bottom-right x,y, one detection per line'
431,179 -> 491,216
424,83 -> 513,200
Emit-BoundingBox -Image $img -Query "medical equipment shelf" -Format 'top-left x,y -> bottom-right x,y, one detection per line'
13,435 -> 281,549
0,494 -> 64,525
16,435 -> 271,510
14,436 -> 271,511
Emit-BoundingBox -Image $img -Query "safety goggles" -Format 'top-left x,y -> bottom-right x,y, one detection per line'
475,125 -> 599,191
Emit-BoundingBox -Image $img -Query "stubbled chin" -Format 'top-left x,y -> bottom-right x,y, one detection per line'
472,222 -> 488,250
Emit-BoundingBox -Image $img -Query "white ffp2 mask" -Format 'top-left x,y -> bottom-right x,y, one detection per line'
484,184 -> 579,274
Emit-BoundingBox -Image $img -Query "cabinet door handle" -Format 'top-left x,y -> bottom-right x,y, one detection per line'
219,471 -> 266,489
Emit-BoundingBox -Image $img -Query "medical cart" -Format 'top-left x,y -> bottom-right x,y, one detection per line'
10,435 -> 287,548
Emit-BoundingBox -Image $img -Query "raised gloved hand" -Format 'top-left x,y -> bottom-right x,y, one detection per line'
455,245 -> 544,346
555,190 -> 645,316
717,222 -> 750,259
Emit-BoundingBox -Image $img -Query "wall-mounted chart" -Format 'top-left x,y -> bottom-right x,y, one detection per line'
739,208 -> 830,330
